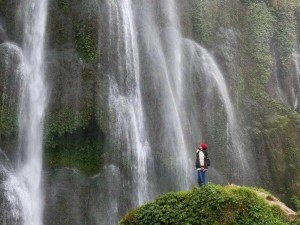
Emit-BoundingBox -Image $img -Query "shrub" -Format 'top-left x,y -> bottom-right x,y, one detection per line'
119,184 -> 299,225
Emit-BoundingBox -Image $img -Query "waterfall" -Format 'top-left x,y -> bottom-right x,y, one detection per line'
183,39 -> 253,183
106,0 -> 154,205
134,0 -> 190,190
1,0 -> 300,224
3,1 -> 48,225
157,0 -> 190,189
268,50 -> 286,104
292,52 -> 300,109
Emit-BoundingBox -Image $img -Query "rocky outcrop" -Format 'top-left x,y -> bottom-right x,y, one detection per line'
258,192 -> 298,218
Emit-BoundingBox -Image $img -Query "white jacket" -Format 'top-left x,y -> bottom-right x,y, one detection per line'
196,149 -> 205,170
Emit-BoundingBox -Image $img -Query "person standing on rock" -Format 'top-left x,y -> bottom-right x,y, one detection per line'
195,142 -> 209,187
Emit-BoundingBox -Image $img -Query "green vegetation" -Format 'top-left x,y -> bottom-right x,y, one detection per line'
44,129 -> 105,175
48,0 -> 70,46
240,0 -> 272,5
57,0 -> 71,13
244,2 -> 275,87
45,108 -> 91,145
0,108 -> 17,137
259,114 -> 300,196
0,107 -> 18,153
275,6 -> 297,74
190,0 -> 300,201
239,1 -> 300,198
0,0 -> 5,8
291,196 -> 300,212
207,105 -> 229,176
74,21 -> 98,63
44,107 -> 106,175
192,0 -> 218,45
192,0 -> 240,46
120,184 -> 300,225
53,22 -> 68,46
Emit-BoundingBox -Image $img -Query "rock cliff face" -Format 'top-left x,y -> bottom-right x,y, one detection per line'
0,0 -> 300,224
191,0 -> 300,197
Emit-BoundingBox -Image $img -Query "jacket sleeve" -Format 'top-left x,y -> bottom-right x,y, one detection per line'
199,151 -> 205,167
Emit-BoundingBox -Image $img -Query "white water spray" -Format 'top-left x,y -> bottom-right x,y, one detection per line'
136,0 -> 190,189
8,1 -> 48,225
292,52 -> 300,109
184,39 -> 251,181
107,0 -> 153,205
160,0 -> 190,189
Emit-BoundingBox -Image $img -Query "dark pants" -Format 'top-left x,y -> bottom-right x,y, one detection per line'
197,170 -> 206,187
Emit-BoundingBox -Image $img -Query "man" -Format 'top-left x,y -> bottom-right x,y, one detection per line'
195,143 -> 209,187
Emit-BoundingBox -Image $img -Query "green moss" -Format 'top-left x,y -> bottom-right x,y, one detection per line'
244,2 -> 275,87
275,7 -> 297,74
240,0 -> 272,5
207,105 -> 229,175
272,1 -> 300,10
48,0 -> 70,46
44,106 -> 107,175
0,0 -> 5,8
0,108 -> 17,137
120,184 -> 299,225
192,0 -> 240,46
250,108 -> 300,197
192,1 -> 213,44
45,108 -> 91,143
57,0 -> 71,13
74,22 -> 98,63
54,23 -> 68,45
45,129 -> 105,175
291,196 -> 300,212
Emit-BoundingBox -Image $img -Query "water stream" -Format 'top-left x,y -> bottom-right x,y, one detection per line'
106,0 -> 154,206
135,0 -> 191,190
0,0 -> 267,224
183,39 -> 252,183
5,1 -> 48,225
292,52 -> 300,109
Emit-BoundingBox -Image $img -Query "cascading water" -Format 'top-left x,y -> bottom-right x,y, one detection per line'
4,1 -> 48,225
0,42 -> 23,224
134,0 -> 190,190
0,1 -> 277,224
183,39 -> 254,183
158,0 -> 190,189
106,0 -> 154,205
268,50 -> 286,104
292,52 -> 300,109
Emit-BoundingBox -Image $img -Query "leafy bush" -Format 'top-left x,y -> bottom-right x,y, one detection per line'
119,184 -> 300,225
291,196 -> 300,212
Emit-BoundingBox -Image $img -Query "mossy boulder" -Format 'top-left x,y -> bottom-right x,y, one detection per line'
119,184 -> 300,225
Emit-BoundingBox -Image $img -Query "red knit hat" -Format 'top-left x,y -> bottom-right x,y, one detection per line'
201,143 -> 208,150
